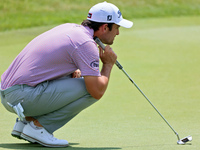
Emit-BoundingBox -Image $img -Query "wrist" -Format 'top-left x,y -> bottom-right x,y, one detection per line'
102,63 -> 114,68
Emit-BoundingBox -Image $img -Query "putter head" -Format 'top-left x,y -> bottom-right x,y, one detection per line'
177,135 -> 192,145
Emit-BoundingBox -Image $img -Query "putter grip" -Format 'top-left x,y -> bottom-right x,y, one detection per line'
94,37 -> 123,69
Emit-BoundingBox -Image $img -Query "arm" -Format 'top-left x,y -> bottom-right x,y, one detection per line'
84,45 -> 117,100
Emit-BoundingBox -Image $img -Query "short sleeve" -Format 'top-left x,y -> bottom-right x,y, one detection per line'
72,41 -> 101,76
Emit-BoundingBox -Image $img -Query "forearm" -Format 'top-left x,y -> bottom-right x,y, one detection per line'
98,44 -> 116,91
101,63 -> 113,79
98,63 -> 114,95
84,64 -> 114,100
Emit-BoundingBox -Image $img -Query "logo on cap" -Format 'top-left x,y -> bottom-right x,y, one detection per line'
88,13 -> 92,18
118,10 -> 122,18
107,15 -> 112,21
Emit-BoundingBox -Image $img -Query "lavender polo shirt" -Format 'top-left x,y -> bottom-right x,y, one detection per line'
1,23 -> 100,89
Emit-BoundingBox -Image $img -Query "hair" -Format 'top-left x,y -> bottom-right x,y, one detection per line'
81,20 -> 114,31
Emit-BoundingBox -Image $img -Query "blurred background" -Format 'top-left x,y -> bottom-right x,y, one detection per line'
1,0 -> 200,31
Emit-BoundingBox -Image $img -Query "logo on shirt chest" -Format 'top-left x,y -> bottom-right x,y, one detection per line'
90,60 -> 99,68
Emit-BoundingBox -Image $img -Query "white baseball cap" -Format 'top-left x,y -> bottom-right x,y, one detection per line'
87,1 -> 133,28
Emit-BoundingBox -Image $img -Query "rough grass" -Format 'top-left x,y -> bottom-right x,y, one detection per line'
1,0 -> 200,31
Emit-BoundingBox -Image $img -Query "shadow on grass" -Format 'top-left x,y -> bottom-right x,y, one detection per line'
0,143 -> 121,150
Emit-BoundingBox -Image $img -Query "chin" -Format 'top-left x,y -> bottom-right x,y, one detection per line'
101,38 -> 114,45
109,41 -> 114,45
106,40 -> 114,45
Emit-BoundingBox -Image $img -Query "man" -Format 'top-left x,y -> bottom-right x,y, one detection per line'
0,2 -> 133,147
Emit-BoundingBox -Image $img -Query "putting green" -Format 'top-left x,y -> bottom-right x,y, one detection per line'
0,16 -> 199,150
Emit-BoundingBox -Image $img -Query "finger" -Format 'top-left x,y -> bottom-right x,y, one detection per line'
72,72 -> 76,78
99,46 -> 104,57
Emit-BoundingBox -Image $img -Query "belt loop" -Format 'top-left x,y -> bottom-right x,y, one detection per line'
44,81 -> 49,90
0,85 -> 5,98
21,84 -> 24,91
1,91 -> 5,98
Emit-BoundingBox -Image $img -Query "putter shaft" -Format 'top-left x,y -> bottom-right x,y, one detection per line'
94,36 -> 180,141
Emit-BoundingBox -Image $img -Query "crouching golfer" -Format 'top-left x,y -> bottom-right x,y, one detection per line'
0,2 -> 133,147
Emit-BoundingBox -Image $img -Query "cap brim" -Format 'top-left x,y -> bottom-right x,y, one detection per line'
117,19 -> 133,28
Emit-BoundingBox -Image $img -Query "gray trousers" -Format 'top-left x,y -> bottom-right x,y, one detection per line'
0,76 -> 97,133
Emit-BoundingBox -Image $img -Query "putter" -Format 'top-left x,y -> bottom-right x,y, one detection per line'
94,36 -> 192,145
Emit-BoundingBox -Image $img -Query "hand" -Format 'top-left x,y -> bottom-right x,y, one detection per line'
72,69 -> 81,78
99,45 -> 117,67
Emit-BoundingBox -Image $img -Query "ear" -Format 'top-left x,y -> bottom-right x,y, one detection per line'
94,24 -> 109,38
100,24 -> 109,33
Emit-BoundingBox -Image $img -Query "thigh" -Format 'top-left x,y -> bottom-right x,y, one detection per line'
22,77 -> 90,116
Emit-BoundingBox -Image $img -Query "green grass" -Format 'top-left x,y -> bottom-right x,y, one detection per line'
1,0 -> 200,31
0,16 -> 200,150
